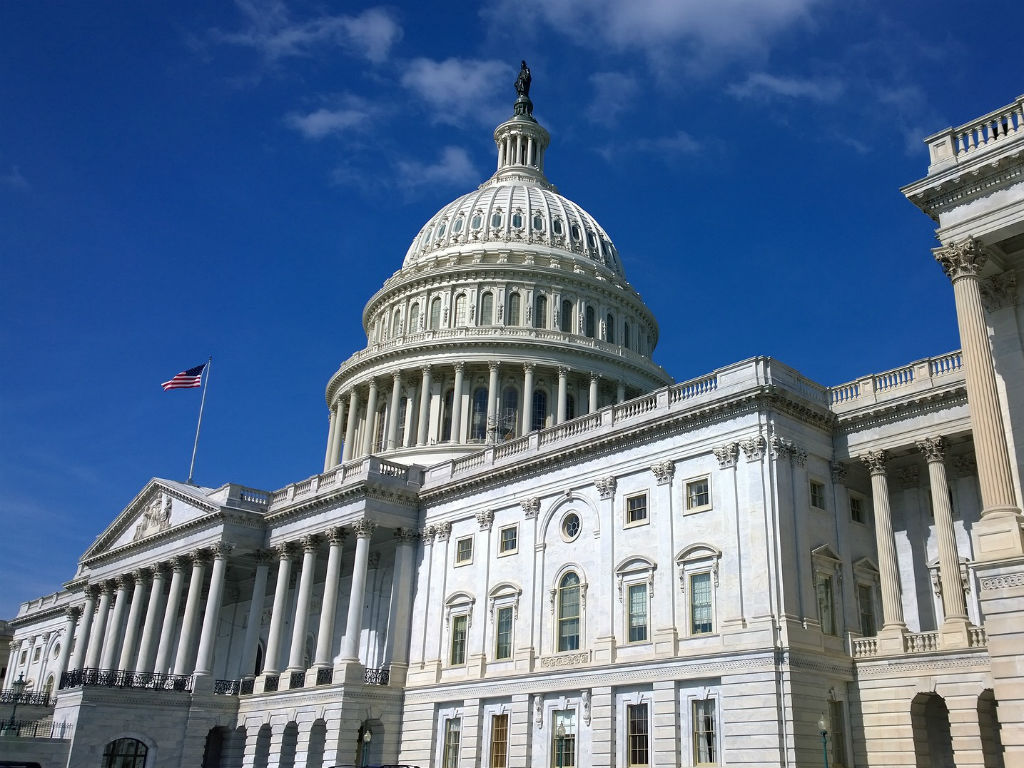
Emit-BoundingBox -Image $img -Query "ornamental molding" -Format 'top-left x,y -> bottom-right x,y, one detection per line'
933,237 -> 988,281
539,652 -> 590,668
911,162 -> 1024,220
650,460 -> 675,486
854,652 -> 990,677
979,572 -> 1024,590
979,270 -> 1018,313
740,435 -> 766,462
916,436 -> 945,463
595,477 -> 616,499
713,442 -> 739,469
476,510 -> 495,530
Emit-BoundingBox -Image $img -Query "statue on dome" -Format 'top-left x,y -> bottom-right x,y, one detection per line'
515,60 -> 532,97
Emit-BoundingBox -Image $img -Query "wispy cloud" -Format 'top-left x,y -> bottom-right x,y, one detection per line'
586,72 -> 639,126
598,130 -> 703,163
401,58 -> 508,126
1,165 -> 28,189
286,95 -> 376,139
212,1 -> 402,64
728,72 -> 844,102
395,146 -> 478,190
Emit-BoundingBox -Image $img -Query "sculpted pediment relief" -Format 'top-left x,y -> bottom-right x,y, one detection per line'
133,494 -> 172,541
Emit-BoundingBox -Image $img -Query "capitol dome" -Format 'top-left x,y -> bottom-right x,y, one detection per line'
321,72 -> 673,468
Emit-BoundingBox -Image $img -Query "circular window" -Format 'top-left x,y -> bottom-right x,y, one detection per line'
561,512 -> 581,541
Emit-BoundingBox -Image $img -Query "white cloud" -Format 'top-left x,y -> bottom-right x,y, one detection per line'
728,72 -> 844,102
587,72 -> 639,126
599,130 -> 703,163
396,146 -> 478,190
1,165 -> 28,188
400,58 -> 509,125
213,1 -> 401,64
286,96 -> 375,139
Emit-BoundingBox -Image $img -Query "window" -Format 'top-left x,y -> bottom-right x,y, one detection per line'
391,309 -> 401,338
438,222 -> 447,238
692,699 -> 717,765
606,313 -> 615,344
32,647 -> 41,662
512,211 -> 523,228
454,294 -> 467,326
627,704 -> 649,767
471,387 -> 488,441
490,714 -> 509,767
103,739 -> 148,768
491,212 -> 503,228
532,390 -> 548,431
534,294 -> 547,328
570,224 -> 581,242
450,615 -> 468,665
552,218 -> 564,236
690,572 -> 713,634
849,494 -> 865,524
686,477 -> 711,511
480,292 -> 494,325
500,387 -> 518,439
471,213 -> 482,230
495,606 -> 514,660
532,213 -> 544,230
625,493 -> 648,526
507,293 -> 521,326
409,303 -> 420,332
829,700 -> 848,767
627,583 -> 648,642
430,297 -> 442,330
499,525 -> 518,555
551,710 -> 576,768
456,536 -> 473,565
557,573 -> 581,651
452,217 -> 463,234
560,299 -> 573,332
585,306 -> 595,338
816,573 -> 836,635
441,389 -> 454,442
857,583 -> 876,637
561,512 -> 581,540
587,232 -> 597,249
810,480 -> 826,510
443,719 -> 461,768
19,650 -> 27,665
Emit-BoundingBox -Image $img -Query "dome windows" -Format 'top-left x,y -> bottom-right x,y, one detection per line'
491,211 -> 503,229
511,211 -> 524,229
507,293 -> 522,326
570,224 -> 582,242
587,232 -> 597,249
437,222 -> 447,238
532,213 -> 544,231
480,292 -> 494,326
471,213 -> 483,230
453,217 -> 464,234
552,218 -> 564,236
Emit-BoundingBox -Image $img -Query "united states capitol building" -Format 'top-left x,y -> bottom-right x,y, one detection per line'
5,75 -> 1024,768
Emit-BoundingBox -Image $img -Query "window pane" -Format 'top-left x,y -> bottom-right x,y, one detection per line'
551,711 -> 576,768
690,572 -> 713,634
628,584 -> 648,642
490,714 -> 508,768
444,719 -> 461,768
558,574 -> 580,651
693,700 -> 716,765
627,495 -> 647,524
481,293 -> 494,325
817,574 -> 835,635
451,615 -> 467,665
508,294 -> 521,326
858,584 -> 876,637
628,704 -> 649,767
500,527 -> 517,553
560,299 -> 572,333
829,700 -> 847,767
496,607 -> 513,660
687,479 -> 709,509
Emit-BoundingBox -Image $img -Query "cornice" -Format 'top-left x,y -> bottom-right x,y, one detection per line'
263,479 -> 419,525
834,384 -> 968,432
852,648 -> 990,678
903,150 -> 1024,221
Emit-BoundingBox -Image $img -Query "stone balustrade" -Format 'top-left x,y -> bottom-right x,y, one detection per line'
828,351 -> 964,410
922,95 -> 1024,170
268,456 -> 423,508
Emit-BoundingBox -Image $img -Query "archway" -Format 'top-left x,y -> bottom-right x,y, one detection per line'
307,719 -> 327,768
279,721 -> 299,768
911,692 -> 954,768
102,738 -> 148,768
201,727 -> 226,768
253,724 -> 272,768
356,720 -> 384,766
978,689 -> 1005,768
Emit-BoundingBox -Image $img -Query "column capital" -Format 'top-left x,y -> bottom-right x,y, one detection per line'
300,534 -> 320,552
523,362 -> 535,373
452,361 -> 464,373
84,583 -> 101,600
714,443 -> 739,469
420,525 -> 437,544
210,542 -> 234,559
326,526 -> 348,545
170,554 -> 189,573
64,606 -> 82,621
252,548 -> 273,565
916,436 -> 946,464
435,520 -> 452,541
392,370 -> 403,384
113,575 -> 128,590
190,549 -> 212,566
520,497 -> 541,519
830,462 -> 848,485
488,361 -> 500,373
861,449 -> 889,476
352,518 -> 377,540
132,568 -> 151,586
740,435 -> 767,462
589,372 -> 601,383
651,460 -> 675,485
395,527 -> 420,544
934,237 -> 988,282
595,476 -> 616,499
558,366 -> 569,378
274,542 -> 296,561
476,510 -> 495,530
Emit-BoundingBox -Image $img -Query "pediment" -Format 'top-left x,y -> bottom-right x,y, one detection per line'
82,478 -> 219,561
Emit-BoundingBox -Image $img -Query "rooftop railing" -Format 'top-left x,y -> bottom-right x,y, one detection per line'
0,720 -> 73,740
925,95 -> 1024,170
827,351 -> 964,411
0,689 -> 53,707
59,668 -> 192,692
269,456 -> 423,509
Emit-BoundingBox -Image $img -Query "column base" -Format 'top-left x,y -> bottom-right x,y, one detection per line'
332,660 -> 366,685
190,672 -> 212,693
973,507 -> 1024,560
939,617 -> 972,650
875,626 -> 907,655
388,663 -> 409,687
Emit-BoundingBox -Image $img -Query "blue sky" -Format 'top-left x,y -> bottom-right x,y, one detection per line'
1,0 -> 1022,618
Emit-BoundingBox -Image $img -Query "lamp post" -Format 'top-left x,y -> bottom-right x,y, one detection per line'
361,727 -> 372,767
7,673 -> 27,728
817,713 -> 830,768
556,722 -> 566,768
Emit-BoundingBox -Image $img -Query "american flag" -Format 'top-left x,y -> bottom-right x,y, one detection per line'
161,363 -> 207,391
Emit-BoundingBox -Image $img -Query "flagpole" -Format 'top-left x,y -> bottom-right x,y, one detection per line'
187,356 -> 212,485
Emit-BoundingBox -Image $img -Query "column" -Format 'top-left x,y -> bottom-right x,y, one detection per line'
84,582 -> 112,668
118,570 -> 150,670
337,519 -> 376,662
589,374 -> 599,414
263,544 -> 294,675
136,566 -> 167,673
99,576 -> 129,669
240,550 -> 270,679
323,406 -> 338,472
522,363 -> 535,434
342,389 -> 359,462
451,362 -> 465,444
417,366 -> 432,446
314,528 -> 346,668
173,551 -> 208,675
403,385 -> 417,448
54,607 -> 80,679
287,535 -> 319,673
194,543 -> 232,677
386,372 -> 402,450
861,451 -> 906,633
556,367 -> 568,424
330,401 -> 344,469
154,556 -> 186,674
361,379 -> 379,455
918,438 -> 970,625
617,381 -> 626,404
69,588 -> 97,671
486,362 -> 499,443
387,529 -> 419,668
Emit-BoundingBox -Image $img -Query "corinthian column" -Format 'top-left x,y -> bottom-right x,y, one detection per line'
362,379 -> 379,455
69,588 -> 97,671
173,551 -> 208,675
342,389 -> 360,462
118,570 -> 150,670
287,536 -> 319,674
387,529 -> 419,679
522,363 -> 535,433
239,550 -> 270,679
55,607 -> 81,679
154,556 -> 186,674
861,451 -> 906,635
935,238 -> 1024,555
416,366 -> 432,446
263,544 -> 294,676
136,566 -> 167,673
557,367 -> 568,424
99,576 -> 129,669
85,582 -> 113,668
337,519 -> 376,663
386,372 -> 403,450
323,405 -> 338,472
589,374 -> 599,414
194,543 -> 232,678
486,362 -> 499,443
451,363 -> 465,444
917,438 -> 970,639
314,528 -> 347,669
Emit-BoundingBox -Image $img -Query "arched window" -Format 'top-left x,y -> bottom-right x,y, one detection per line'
391,309 -> 401,338
606,313 -> 615,344
374,405 -> 386,452
480,292 -> 494,325
567,395 -> 576,421
103,739 -> 148,768
430,298 -> 442,330
534,294 -> 547,329
532,390 -> 548,431
558,573 -> 581,651
397,396 -> 408,446
409,303 -> 420,333
501,386 -> 518,439
623,321 -> 631,350
254,642 -> 265,676
441,389 -> 454,442
585,306 -> 596,338
507,294 -> 521,326
470,387 -> 488,442
454,294 -> 467,327
532,213 -> 544,231
43,675 -> 54,698
561,299 -> 573,333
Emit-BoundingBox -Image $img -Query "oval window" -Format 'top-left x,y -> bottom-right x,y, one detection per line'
471,214 -> 482,230
533,214 -> 544,230
453,218 -> 463,233
552,219 -> 564,235
570,225 -> 581,242
512,212 -> 523,228
491,213 -> 503,228
587,232 -> 596,248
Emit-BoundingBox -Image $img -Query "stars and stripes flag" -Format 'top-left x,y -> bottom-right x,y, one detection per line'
161,363 -> 207,391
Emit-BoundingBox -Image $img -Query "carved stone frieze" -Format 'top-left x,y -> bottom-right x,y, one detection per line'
134,493 -> 172,541
979,572 -> 1024,590
540,652 -> 590,668
933,237 -> 987,282
713,443 -> 739,469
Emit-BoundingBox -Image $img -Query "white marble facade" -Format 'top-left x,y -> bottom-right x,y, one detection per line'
6,91 -> 1024,768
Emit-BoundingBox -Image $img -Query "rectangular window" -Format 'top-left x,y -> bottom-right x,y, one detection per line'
450,615 -> 468,665
32,648 -> 41,662
443,718 -> 461,768
849,495 -> 864,524
551,710 -> 576,768
456,536 -> 473,565
857,584 -> 876,637
627,703 -> 649,767
628,584 -> 649,643
686,478 -> 710,511
19,650 -> 27,665
495,606 -> 514,660
490,714 -> 509,768
810,480 -> 826,510
816,573 -> 836,636
690,572 -> 713,635
499,525 -> 518,555
626,493 -> 648,526
692,699 -> 717,765
829,700 -> 848,767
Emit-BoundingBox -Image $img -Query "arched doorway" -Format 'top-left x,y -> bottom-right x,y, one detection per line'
307,719 -> 327,768
102,738 -> 148,768
253,724 -> 272,768
201,727 -> 226,768
911,692 -> 954,768
978,689 -> 1005,768
279,721 -> 299,768
356,721 -> 383,766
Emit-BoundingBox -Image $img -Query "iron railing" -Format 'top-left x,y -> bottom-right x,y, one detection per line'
240,679 -> 255,695
289,671 -> 305,689
316,667 -> 334,686
363,667 -> 390,686
213,679 -> 241,695
0,720 -> 74,739
59,668 -> 192,692
0,689 -> 53,706
263,674 -> 279,692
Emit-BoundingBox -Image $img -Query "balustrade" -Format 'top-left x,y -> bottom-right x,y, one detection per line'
0,720 -> 73,740
316,667 -> 334,686
59,668 -> 192,692
263,674 -> 280,692
0,689 -> 53,706
363,667 -> 390,686
213,679 -> 241,695
289,671 -> 305,689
